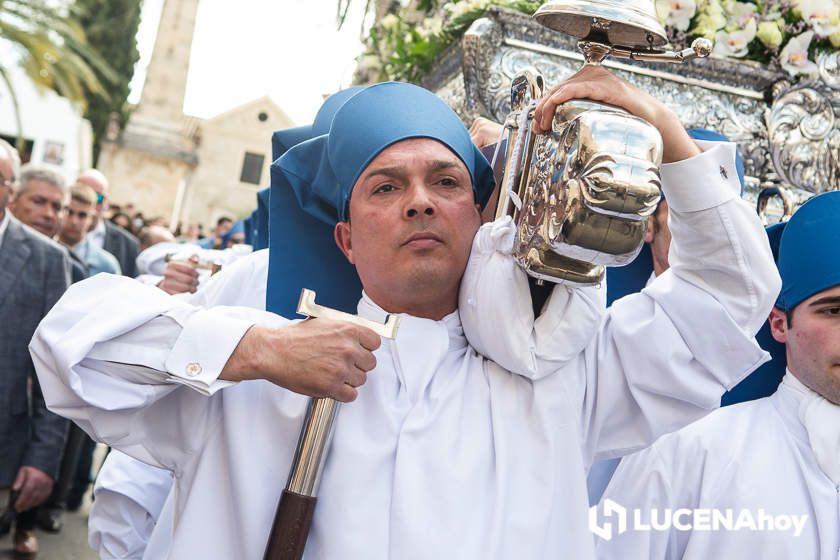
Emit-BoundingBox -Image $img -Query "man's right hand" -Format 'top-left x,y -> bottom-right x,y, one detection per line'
12,466 -> 53,512
469,117 -> 504,149
158,256 -> 200,294
220,319 -> 381,402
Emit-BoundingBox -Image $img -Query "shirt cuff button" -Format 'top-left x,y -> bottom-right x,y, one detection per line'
186,362 -> 202,377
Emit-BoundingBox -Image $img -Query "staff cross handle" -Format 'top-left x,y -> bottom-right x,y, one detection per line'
263,289 -> 400,560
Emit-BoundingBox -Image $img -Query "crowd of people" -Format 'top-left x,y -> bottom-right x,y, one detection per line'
0,138 -> 255,559
0,64 -> 838,560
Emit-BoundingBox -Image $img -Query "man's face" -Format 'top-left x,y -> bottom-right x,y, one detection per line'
770,284 -> 840,404
0,154 -> 13,213
334,138 -> 481,318
9,180 -> 64,237
227,232 -> 245,247
59,199 -> 94,246
216,220 -> 233,236
76,173 -> 108,218
644,200 -> 672,276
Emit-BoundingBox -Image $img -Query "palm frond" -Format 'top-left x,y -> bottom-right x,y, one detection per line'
0,64 -> 25,149
0,0 -> 117,110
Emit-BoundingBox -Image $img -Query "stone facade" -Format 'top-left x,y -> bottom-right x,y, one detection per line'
98,0 -> 293,228
182,97 -> 292,226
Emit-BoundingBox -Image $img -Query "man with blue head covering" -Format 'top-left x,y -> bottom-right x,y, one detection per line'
596,191 -> 840,559
82,90 -> 361,559
32,65 -> 779,559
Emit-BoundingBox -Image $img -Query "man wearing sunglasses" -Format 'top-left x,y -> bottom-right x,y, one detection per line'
76,169 -> 139,278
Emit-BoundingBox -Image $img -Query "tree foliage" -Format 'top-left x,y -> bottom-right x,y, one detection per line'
0,0 -> 117,146
72,0 -> 142,163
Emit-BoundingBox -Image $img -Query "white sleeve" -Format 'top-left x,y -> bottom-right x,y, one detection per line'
89,491 -> 157,560
30,252 -> 286,470
135,274 -> 164,287
657,140 -> 780,335
89,451 -> 174,560
574,142 -> 779,461
93,451 -> 173,522
594,445 -> 681,560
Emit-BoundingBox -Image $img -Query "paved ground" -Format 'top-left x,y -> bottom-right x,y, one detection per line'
0,445 -> 105,560
0,505 -> 96,560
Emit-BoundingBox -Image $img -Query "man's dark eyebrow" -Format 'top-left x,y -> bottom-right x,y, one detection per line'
429,159 -> 460,172
808,296 -> 840,307
362,159 -> 462,182
362,165 -> 407,181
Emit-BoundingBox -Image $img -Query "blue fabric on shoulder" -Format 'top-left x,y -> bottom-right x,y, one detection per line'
265,87 -> 365,317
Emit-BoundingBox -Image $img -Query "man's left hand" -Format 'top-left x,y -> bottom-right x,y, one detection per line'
12,466 -> 53,512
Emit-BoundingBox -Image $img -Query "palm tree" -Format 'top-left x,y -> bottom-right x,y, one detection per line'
0,0 -> 116,143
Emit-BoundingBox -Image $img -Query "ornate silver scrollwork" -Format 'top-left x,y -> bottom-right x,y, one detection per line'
768,56 -> 840,194
431,7 -> 840,211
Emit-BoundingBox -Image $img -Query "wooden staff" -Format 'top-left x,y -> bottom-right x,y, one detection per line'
263,289 -> 400,560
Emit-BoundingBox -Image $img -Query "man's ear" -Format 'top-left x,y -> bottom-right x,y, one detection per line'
643,215 -> 655,244
334,221 -> 354,264
769,307 -> 789,344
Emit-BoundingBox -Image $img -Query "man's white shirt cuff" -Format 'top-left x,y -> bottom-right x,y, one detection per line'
660,140 -> 741,213
163,307 -> 254,395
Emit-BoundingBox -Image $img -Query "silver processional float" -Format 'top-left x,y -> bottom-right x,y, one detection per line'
263,2 -> 713,558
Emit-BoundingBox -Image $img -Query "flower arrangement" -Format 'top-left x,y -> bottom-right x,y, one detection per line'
657,0 -> 839,76
356,1 -> 541,83
356,0 -> 839,83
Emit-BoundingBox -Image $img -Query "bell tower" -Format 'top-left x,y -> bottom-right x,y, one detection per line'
136,0 -> 200,123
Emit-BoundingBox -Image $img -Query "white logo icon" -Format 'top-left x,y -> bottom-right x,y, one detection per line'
589,499 -> 627,541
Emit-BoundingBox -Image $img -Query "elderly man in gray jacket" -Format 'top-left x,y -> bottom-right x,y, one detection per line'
0,139 -> 70,559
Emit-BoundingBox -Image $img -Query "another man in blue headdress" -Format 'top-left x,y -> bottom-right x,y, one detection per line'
596,191 -> 840,559
32,66 -> 779,559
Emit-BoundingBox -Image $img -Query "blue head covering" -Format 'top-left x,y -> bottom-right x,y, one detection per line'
271,87 -> 365,162
776,191 -> 840,310
249,187 -> 270,251
220,219 -> 245,247
279,81 -> 496,225
244,213 -> 255,246
265,87 -> 366,317
272,126 -> 314,164
721,220 -> 788,406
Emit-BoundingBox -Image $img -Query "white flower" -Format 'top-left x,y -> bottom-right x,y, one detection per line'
426,16 -> 444,36
726,1 -> 757,29
796,0 -> 840,37
359,55 -> 383,72
443,0 -> 488,21
756,20 -> 784,48
692,0 -> 727,38
713,17 -> 757,57
655,0 -> 697,31
379,14 -> 400,31
780,30 -> 820,76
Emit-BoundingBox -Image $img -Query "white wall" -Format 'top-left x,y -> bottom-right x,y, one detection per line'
0,64 -> 93,181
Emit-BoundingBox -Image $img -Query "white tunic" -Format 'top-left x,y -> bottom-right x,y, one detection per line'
597,374 -> 840,559
135,242 -> 253,288
30,143 -> 779,559
89,450 -> 173,559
